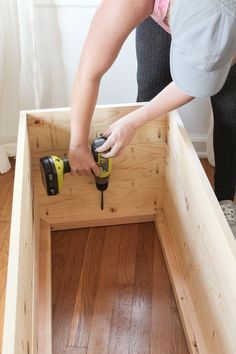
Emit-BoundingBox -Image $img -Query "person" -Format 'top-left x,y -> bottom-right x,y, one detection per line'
68,0 -> 236,236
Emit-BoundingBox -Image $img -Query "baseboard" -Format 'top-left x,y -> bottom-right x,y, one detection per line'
1,143 -> 17,157
190,134 -> 208,158
0,143 -> 17,174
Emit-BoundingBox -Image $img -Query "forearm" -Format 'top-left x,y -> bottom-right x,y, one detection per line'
70,70 -> 100,147
125,81 -> 194,128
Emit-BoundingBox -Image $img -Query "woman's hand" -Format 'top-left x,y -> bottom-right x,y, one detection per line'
68,144 -> 100,176
96,118 -> 136,158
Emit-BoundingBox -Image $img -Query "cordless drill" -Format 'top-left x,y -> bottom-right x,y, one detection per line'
39,136 -> 112,209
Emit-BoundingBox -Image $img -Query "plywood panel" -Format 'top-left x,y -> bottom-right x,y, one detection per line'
26,105 -> 167,154
163,111 -> 236,354
28,105 -> 167,229
37,176 -> 164,229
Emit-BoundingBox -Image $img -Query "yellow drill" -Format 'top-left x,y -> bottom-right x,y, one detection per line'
39,136 -> 112,209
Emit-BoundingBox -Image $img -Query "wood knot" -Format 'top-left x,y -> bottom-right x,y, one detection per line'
185,195 -> 190,211
110,207 -> 117,213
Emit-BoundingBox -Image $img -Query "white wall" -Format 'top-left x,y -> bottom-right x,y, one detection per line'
34,0 -> 210,155
34,0 -> 138,107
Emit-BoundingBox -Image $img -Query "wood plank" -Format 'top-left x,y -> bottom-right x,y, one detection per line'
52,228 -> 89,354
26,105 -> 167,153
107,285 -> 133,354
116,224 -> 139,285
27,104 -> 167,230
152,214 -> 189,354
65,347 -> 87,354
50,214 -> 154,232
2,113 -> 35,354
32,203 -> 40,354
163,111 -> 236,354
86,226 -> 121,353
38,221 -> 52,354
68,228 -> 105,348
107,224 -> 139,354
37,177 -> 164,228
128,223 -> 154,354
154,210 -> 200,354
32,142 -> 166,228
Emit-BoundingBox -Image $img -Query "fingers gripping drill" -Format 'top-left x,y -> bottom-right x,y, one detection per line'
39,136 -> 112,210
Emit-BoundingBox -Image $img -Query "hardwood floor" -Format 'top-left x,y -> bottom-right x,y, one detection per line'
0,160 -> 15,350
52,223 -> 189,354
0,158 -> 222,352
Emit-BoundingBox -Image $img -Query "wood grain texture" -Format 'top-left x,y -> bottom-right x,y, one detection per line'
0,160 -> 14,351
52,223 -> 189,354
28,105 -> 167,229
2,113 -> 36,354
52,229 -> 89,354
2,100 -> 233,354
163,112 -> 236,354
68,228 -> 106,348
38,221 -> 52,354
154,210 -> 204,354
0,154 -> 224,353
26,105 -> 167,154
152,213 -> 189,354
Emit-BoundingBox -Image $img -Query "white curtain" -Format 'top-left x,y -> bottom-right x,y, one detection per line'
0,0 -> 42,173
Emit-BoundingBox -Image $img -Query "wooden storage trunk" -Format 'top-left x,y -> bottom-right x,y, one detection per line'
2,104 -> 236,354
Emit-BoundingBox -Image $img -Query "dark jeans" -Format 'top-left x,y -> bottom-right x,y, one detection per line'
136,17 -> 236,201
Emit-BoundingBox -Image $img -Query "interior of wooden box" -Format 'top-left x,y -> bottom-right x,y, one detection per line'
28,106 -> 236,354
2,105 -> 236,354
30,106 -> 175,353
29,105 -> 167,230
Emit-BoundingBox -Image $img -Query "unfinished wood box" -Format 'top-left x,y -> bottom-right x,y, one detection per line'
2,104 -> 236,354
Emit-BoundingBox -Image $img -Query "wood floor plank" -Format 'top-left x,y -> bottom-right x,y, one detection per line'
107,224 -> 139,354
108,284 -> 133,354
0,162 -> 14,350
52,228 -> 89,354
128,222 -> 154,354
116,224 -> 139,285
65,347 -> 87,354
86,225 -> 121,354
68,227 -> 105,347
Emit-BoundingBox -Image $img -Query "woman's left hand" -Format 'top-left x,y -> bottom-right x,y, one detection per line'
96,118 -> 136,158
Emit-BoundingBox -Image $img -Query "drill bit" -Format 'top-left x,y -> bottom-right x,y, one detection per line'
101,190 -> 104,210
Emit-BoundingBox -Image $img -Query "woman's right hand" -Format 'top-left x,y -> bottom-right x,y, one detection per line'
68,144 -> 100,177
